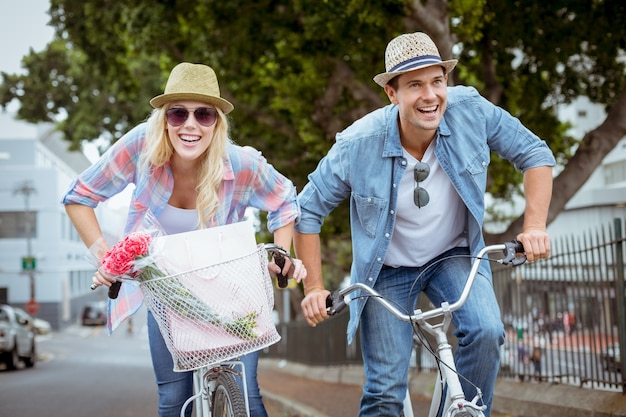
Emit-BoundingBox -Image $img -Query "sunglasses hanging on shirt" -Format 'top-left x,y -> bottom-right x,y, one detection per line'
413,161 -> 430,208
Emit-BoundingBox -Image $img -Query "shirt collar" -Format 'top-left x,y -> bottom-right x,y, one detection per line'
382,105 -> 404,158
382,105 -> 451,158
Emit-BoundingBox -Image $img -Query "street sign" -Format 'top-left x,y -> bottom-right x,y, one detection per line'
25,299 -> 39,315
22,256 -> 36,271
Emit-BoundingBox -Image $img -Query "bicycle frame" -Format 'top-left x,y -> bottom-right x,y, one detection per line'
327,241 -> 525,417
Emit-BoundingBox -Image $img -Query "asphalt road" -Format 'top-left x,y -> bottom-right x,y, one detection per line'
0,308 -> 158,417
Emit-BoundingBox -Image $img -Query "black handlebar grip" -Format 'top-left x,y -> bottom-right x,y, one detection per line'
274,253 -> 289,289
108,281 -> 122,299
326,291 -> 347,316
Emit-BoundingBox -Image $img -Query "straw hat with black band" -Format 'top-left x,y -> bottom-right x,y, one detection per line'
373,32 -> 458,88
150,62 -> 234,114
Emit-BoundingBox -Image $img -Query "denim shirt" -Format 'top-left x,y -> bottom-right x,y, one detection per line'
296,85 -> 556,341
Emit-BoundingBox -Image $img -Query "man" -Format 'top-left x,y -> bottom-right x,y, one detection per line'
294,32 -> 554,417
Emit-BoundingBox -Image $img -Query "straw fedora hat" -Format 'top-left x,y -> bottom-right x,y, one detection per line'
373,32 -> 458,88
150,62 -> 234,114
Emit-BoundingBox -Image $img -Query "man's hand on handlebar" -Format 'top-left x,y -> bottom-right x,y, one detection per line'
301,288 -> 331,327
516,228 -> 550,262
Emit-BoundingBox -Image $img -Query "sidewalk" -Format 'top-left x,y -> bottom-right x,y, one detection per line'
258,359 -> 505,417
258,358 -> 626,417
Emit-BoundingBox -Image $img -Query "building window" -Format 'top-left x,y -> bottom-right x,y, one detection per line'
0,211 -> 38,238
604,160 -> 626,185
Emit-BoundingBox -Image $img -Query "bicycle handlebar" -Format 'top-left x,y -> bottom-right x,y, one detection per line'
103,243 -> 296,298
326,240 -> 526,321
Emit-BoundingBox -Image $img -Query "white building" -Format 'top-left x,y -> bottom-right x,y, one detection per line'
0,113 -> 124,329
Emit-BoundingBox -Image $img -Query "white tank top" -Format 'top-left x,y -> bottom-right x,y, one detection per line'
384,143 -> 468,267
158,204 -> 199,235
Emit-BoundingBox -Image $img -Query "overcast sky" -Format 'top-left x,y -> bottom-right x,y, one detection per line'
1,0 -> 54,75
0,0 -> 54,138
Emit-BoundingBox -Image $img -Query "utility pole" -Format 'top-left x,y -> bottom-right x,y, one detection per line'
14,181 -> 38,316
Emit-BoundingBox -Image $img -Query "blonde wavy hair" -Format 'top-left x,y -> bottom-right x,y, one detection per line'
141,105 -> 231,229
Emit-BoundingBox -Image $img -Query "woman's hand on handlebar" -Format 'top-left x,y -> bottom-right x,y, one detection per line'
268,256 -> 307,283
91,267 -> 117,288
301,288 -> 331,327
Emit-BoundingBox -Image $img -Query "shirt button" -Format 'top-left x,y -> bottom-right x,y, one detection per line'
376,257 -> 381,262
385,233 -> 390,238
393,184 -> 397,188
390,210 -> 394,214
367,277 -> 374,282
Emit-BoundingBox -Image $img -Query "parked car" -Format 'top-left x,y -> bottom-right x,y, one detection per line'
0,304 -> 37,370
601,343 -> 622,373
81,301 -> 107,326
32,317 -> 52,335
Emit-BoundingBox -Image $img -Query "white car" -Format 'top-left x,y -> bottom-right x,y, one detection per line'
0,304 -> 37,370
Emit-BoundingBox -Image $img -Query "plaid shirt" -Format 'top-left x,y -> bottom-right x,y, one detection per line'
63,122 -> 299,234
63,122 -> 299,332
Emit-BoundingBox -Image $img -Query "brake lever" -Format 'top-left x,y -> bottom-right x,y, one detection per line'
502,240 -> 526,266
326,291 -> 347,316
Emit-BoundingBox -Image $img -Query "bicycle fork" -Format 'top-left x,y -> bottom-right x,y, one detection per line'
187,362 -> 250,417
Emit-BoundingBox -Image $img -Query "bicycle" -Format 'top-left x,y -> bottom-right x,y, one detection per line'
171,243 -> 294,417
325,241 -> 526,417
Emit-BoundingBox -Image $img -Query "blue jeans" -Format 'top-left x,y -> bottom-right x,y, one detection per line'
359,247 -> 505,417
147,311 -> 268,417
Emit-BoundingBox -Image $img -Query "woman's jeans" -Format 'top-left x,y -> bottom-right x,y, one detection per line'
147,311 -> 269,417
358,247 -> 505,417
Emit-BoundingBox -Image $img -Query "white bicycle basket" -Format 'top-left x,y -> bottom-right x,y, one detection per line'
140,244 -> 280,371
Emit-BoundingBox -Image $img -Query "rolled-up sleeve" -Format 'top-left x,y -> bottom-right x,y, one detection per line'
62,124 -> 145,206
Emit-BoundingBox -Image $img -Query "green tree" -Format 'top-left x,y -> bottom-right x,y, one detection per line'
2,0 -> 625,292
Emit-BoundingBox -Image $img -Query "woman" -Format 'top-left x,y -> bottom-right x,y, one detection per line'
62,62 -> 305,417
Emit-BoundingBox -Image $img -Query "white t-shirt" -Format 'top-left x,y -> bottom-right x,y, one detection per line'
384,143 -> 468,267
158,204 -> 198,235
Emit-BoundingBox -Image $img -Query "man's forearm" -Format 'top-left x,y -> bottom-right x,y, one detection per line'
522,166 -> 553,231
294,231 -> 325,294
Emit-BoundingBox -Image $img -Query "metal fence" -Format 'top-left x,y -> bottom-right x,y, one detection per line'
264,218 -> 626,394
493,218 -> 625,393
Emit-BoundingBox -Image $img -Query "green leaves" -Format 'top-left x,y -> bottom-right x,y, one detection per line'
3,0 -> 625,282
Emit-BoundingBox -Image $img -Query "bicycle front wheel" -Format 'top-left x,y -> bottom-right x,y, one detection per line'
211,373 -> 247,417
